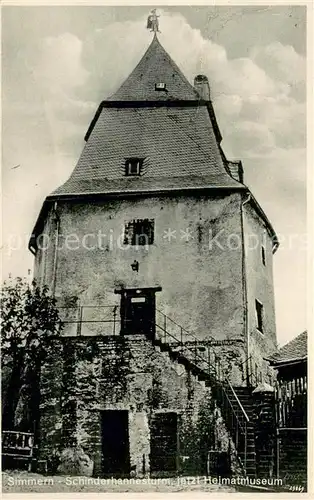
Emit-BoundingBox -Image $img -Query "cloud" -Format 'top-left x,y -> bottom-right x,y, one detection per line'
32,32 -> 89,93
240,95 -> 305,145
2,9 -> 306,343
250,41 -> 306,87
11,10 -> 306,164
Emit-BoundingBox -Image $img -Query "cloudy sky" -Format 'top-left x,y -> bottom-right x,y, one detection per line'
2,5 -> 307,345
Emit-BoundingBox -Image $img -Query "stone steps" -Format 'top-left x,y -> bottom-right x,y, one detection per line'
223,386 -> 257,478
146,331 -> 258,477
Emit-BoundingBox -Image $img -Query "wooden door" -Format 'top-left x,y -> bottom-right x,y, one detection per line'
120,289 -> 156,338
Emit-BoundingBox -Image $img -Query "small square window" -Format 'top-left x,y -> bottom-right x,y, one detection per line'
255,300 -> 264,333
125,158 -> 143,176
124,219 -> 154,246
261,245 -> 266,266
155,82 -> 166,91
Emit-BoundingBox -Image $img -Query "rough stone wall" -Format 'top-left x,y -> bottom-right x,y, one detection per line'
35,192 -> 245,343
38,339 -> 63,467
210,343 -> 245,386
38,335 -> 238,477
243,200 -> 277,373
277,430 -> 307,487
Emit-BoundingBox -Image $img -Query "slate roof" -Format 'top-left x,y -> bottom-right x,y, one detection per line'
51,175 -> 242,198
53,105 -> 241,196
108,34 -> 199,101
268,331 -> 307,365
29,34 -> 278,248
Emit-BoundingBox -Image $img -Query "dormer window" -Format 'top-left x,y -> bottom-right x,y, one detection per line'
155,82 -> 166,91
125,158 -> 143,176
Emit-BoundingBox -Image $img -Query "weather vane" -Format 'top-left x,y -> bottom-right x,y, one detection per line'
146,9 -> 161,34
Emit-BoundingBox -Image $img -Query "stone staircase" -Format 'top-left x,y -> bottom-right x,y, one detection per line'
61,303 -> 258,477
147,315 -> 257,477
225,386 -> 256,477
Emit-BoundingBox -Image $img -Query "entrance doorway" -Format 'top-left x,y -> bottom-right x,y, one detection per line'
150,412 -> 178,475
115,287 -> 161,338
101,410 -> 130,476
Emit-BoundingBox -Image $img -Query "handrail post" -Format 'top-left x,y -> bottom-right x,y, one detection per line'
113,306 -> 117,336
164,314 -> 167,343
180,327 -> 183,354
245,357 -> 249,386
249,357 -> 252,387
244,421 -> 247,475
276,427 -> 280,480
77,306 -> 83,336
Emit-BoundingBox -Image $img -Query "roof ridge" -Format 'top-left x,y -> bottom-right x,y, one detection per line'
279,330 -> 307,351
107,36 -> 159,101
108,35 -> 198,101
151,37 -> 198,96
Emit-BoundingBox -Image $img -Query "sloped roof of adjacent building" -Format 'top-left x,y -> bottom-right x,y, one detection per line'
268,331 -> 307,365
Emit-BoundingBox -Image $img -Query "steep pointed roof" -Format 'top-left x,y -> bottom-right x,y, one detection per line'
52,36 -> 242,197
29,34 -> 278,250
108,34 -> 199,101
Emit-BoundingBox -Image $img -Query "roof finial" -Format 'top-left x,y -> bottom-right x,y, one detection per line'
146,9 -> 161,34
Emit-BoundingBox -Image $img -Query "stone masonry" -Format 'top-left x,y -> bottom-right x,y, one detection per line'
39,334 -> 240,477
30,33 -> 280,479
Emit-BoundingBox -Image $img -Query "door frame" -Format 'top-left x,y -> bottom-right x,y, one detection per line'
114,287 -> 162,338
149,410 -> 179,476
101,409 -> 130,477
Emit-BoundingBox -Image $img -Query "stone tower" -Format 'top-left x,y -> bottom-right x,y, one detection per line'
30,34 -> 278,477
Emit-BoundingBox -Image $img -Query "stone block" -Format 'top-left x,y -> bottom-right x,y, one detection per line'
57,447 -> 94,476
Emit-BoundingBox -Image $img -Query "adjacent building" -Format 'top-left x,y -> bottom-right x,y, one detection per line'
268,331 -> 307,485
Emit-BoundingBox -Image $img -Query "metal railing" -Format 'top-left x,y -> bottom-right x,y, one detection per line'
59,305 -> 119,336
57,304 -> 250,474
240,354 -> 276,387
154,309 -> 250,474
155,308 -> 217,345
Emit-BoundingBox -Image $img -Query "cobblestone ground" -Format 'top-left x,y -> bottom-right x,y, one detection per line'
2,471 -> 236,493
